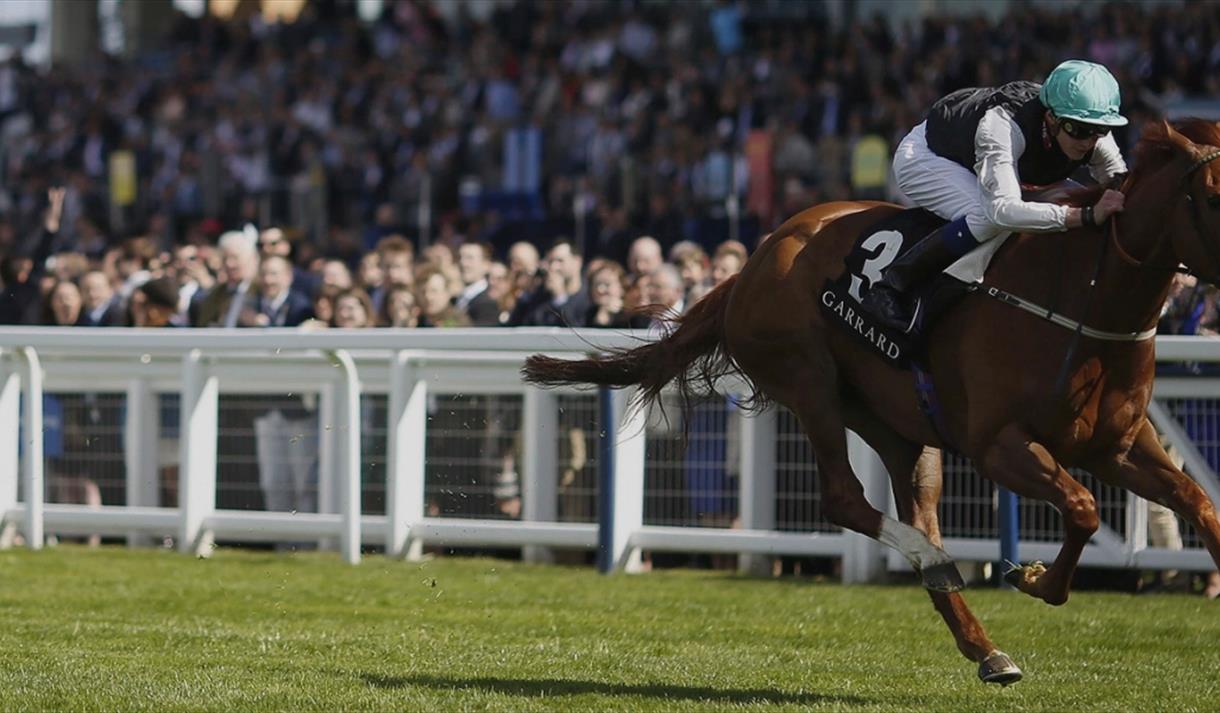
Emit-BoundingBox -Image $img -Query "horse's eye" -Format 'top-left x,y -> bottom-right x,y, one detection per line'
1209,193 -> 1220,209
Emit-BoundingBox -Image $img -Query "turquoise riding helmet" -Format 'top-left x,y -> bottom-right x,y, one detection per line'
1039,59 -> 1128,127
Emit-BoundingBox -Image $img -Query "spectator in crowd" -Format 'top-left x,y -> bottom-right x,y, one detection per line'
711,240 -> 748,285
129,277 -> 183,328
78,270 -> 124,326
169,243 -> 214,322
508,241 -> 540,277
113,237 -> 156,306
673,244 -> 711,304
240,255 -> 313,328
511,238 -> 588,326
627,236 -> 664,281
583,260 -> 640,328
330,288 -> 376,329
379,284 -> 419,328
646,263 -> 687,334
193,231 -> 259,327
486,261 -> 514,324
371,235 -> 414,313
455,240 -> 501,326
259,227 -> 316,298
0,255 -> 41,325
318,259 -> 354,294
416,265 -> 470,328
358,252 -> 384,295
42,279 -> 82,327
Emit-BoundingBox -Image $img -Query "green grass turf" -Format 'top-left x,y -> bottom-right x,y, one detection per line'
0,547 -> 1217,712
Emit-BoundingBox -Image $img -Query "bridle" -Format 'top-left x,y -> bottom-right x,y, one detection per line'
1110,148 -> 1220,284
1044,147 -> 1220,395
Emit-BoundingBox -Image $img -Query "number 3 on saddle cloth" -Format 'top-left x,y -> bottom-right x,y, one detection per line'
819,208 -> 975,442
820,208 -> 979,368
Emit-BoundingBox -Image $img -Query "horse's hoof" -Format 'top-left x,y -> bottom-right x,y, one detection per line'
921,561 -> 965,592
1003,561 -> 1047,591
978,651 -> 1023,686
1002,563 -> 1026,589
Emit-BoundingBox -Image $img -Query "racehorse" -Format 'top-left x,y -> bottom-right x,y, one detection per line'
522,119 -> 1220,685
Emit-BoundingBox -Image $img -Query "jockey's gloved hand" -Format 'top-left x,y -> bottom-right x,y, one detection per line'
1094,189 -> 1125,224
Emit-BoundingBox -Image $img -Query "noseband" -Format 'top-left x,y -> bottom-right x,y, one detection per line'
1111,148 -> 1220,284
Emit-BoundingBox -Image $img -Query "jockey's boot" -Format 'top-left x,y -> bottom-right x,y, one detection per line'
862,217 -> 977,333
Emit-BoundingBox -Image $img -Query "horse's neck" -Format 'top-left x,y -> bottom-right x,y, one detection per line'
1098,167 -> 1183,331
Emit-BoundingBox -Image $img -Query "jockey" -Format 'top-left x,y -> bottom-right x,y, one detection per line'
863,59 -> 1130,333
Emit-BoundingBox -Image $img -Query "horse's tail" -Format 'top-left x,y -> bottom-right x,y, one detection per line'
522,274 -> 762,415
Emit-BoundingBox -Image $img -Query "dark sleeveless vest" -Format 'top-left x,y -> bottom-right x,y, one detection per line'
925,81 -> 1091,188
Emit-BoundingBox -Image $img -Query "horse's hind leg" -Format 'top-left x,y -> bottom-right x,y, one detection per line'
848,408 -> 1020,685
977,424 -> 1099,606
752,344 -> 960,589
1090,419 -> 1220,575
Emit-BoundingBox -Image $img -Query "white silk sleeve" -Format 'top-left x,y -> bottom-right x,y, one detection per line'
1087,133 -> 1128,183
973,107 -> 1070,232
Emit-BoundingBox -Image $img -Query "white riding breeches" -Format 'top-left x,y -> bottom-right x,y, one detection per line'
892,122 -> 1009,243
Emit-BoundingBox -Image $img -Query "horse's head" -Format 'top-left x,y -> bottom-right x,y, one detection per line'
1130,119 -> 1220,282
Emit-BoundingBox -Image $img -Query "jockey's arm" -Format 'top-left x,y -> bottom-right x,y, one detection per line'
1087,133 -> 1128,184
973,108 -> 1071,232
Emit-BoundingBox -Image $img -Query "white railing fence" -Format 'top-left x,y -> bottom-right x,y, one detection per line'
0,328 -> 1218,581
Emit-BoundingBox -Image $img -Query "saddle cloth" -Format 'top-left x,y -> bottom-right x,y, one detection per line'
819,207 -> 1002,367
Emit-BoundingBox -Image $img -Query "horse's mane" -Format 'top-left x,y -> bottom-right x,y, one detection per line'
1060,118 -> 1220,207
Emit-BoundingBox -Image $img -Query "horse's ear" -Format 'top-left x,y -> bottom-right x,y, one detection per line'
1161,119 -> 1196,153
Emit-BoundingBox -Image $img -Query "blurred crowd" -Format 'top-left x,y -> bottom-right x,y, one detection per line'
2,0 -> 1220,330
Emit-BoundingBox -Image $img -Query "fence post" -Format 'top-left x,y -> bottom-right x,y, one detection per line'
316,380 -> 337,551
843,430 -> 886,583
522,387 -> 558,563
998,487 -> 1019,588
387,353 -> 427,559
739,405 -> 777,576
178,350 -> 217,557
0,353 -> 19,547
328,350 -> 361,565
19,348 -> 43,551
1126,492 -> 1149,561
125,377 -> 160,546
600,386 -> 645,573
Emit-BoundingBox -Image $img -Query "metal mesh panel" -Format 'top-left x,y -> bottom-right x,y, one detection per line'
642,395 -> 739,527
361,395 -> 387,516
424,394 -> 521,520
159,393 -> 179,508
941,454 -> 1128,544
41,392 -> 126,507
1160,397 -> 1220,548
774,407 -> 838,533
556,394 -> 599,524
215,394 -> 321,513
939,454 -> 996,539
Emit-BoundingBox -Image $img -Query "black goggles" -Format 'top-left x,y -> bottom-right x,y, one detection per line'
1057,117 -> 1110,140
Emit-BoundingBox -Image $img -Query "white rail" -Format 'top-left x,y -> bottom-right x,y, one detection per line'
0,328 -> 1217,580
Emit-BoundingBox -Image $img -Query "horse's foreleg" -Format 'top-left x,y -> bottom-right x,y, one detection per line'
876,440 -> 1019,684
1091,419 -> 1220,573
978,424 -> 1099,606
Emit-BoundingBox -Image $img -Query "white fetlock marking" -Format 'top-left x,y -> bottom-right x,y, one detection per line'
878,516 -> 953,570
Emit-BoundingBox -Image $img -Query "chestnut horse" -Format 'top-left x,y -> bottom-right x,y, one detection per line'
523,120 -> 1220,685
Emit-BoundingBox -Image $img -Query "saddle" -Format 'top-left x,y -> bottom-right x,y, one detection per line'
819,208 -> 976,368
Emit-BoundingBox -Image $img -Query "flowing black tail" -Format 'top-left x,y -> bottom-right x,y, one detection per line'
521,275 -> 764,415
